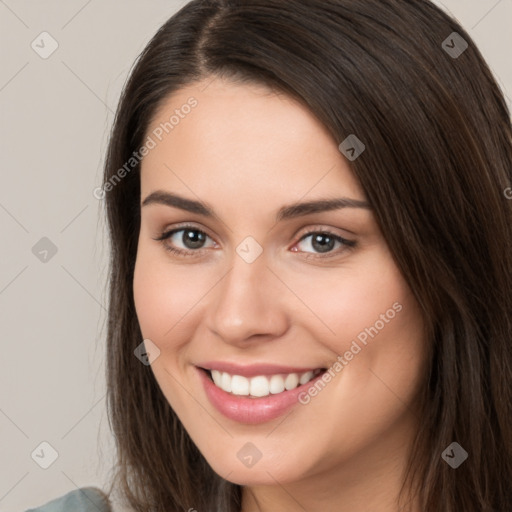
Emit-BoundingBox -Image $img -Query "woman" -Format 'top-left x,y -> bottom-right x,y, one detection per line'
29,0 -> 512,510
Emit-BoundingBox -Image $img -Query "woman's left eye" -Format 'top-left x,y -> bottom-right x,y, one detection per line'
293,231 -> 356,258
154,226 -> 356,259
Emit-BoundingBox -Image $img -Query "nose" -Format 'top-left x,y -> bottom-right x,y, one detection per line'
206,251 -> 289,346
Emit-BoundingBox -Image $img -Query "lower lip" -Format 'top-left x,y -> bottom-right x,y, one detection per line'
197,367 -> 325,424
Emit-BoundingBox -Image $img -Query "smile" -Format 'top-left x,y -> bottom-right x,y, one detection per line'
208,368 -> 324,397
196,365 -> 328,424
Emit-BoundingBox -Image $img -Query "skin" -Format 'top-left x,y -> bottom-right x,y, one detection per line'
133,76 -> 427,512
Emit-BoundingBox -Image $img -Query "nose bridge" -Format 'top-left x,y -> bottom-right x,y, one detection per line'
207,249 -> 287,343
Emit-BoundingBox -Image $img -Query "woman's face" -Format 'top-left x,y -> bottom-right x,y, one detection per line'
133,76 -> 427,497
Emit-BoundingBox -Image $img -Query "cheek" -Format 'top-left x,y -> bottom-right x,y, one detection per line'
287,246 -> 426,412
133,255 -> 173,341
132,246 -> 205,417
286,248 -> 413,347
132,243 -> 207,343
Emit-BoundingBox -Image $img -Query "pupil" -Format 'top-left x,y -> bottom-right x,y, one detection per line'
312,234 -> 334,253
183,230 -> 205,249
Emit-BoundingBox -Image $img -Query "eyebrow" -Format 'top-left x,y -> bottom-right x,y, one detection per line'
141,190 -> 371,221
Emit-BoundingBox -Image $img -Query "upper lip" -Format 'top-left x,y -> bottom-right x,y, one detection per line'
197,361 -> 326,378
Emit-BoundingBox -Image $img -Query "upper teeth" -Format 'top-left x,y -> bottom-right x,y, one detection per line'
210,369 -> 323,397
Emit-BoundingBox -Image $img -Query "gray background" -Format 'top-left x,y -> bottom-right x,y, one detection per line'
0,1 -> 510,511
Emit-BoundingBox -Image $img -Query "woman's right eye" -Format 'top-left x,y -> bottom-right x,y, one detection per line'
154,226 -> 216,257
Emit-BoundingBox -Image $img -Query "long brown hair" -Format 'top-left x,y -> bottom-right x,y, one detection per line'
100,1 -> 512,510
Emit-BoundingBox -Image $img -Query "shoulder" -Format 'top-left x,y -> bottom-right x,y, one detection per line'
25,487 -> 112,512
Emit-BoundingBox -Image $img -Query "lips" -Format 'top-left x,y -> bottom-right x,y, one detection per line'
195,362 -> 328,424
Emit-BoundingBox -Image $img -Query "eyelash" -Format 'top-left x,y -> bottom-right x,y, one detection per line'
154,224 -> 357,260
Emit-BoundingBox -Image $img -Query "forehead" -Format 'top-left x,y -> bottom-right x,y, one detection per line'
140,77 -> 364,205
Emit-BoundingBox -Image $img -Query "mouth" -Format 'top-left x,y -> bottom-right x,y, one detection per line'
196,365 -> 329,424
199,366 -> 328,398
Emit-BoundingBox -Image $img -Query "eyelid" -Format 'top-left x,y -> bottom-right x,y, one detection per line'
156,222 -> 218,243
294,224 -> 354,241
